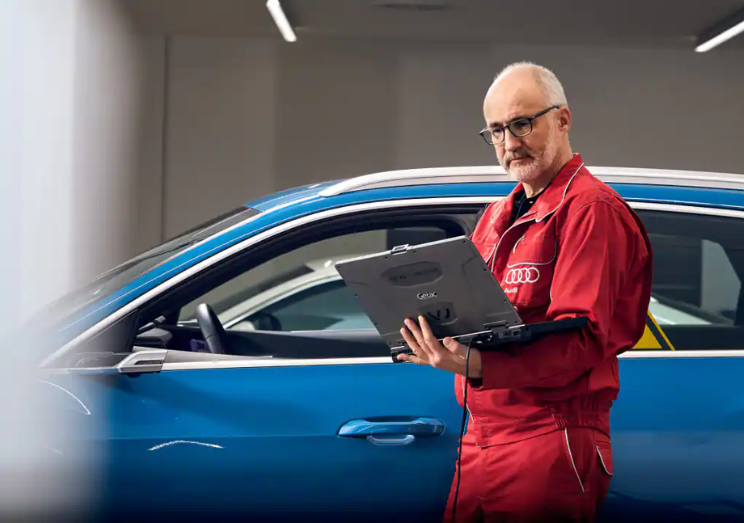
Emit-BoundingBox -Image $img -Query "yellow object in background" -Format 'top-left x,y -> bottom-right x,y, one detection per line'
632,311 -> 676,350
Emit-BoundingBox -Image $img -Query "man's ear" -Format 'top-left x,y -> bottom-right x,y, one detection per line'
558,107 -> 572,134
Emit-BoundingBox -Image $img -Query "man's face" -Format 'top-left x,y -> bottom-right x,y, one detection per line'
483,73 -> 563,184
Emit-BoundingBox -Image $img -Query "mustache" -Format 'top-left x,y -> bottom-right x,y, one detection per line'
505,151 -> 533,164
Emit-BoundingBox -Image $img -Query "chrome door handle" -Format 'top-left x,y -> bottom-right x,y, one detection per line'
337,417 -> 445,438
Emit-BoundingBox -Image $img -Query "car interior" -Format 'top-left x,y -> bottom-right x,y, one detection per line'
51,204 -> 485,369
636,210 -> 744,350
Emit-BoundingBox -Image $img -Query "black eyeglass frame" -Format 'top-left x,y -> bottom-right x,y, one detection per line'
479,105 -> 560,145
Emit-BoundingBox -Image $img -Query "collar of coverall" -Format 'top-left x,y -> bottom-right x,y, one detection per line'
502,152 -> 585,224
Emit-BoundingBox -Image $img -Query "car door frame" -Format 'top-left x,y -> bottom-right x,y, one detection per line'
47,196 -> 744,369
44,196 -> 499,368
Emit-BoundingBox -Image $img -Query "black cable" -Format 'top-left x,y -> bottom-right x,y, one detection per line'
451,337 -> 475,523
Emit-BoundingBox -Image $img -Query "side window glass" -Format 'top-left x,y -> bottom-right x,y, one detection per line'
638,210 -> 744,350
178,225 -> 451,333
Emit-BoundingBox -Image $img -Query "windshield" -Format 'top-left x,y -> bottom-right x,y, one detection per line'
41,206 -> 261,326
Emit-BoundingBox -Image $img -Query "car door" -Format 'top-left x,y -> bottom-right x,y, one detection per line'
600,202 -> 744,522
51,352 -> 460,522
42,202 -> 484,522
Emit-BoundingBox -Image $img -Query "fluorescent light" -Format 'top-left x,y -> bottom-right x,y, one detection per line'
266,0 -> 297,43
696,19 -> 744,52
695,6 -> 744,53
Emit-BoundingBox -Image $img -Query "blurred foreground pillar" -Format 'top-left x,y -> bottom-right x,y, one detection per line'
0,0 -> 144,518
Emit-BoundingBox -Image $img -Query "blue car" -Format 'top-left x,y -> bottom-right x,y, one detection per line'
38,165 -> 744,522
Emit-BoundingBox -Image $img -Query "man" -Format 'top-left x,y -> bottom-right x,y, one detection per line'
398,62 -> 653,522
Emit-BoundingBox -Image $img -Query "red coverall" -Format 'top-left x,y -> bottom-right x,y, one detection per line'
444,153 -> 653,522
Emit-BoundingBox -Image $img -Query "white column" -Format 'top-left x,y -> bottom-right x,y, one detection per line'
0,0 -> 143,516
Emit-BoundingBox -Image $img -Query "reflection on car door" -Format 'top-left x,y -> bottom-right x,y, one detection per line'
601,205 -> 744,522
54,357 -> 463,521
605,353 -> 744,521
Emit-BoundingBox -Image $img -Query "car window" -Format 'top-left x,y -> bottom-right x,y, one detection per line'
39,206 -> 260,329
233,281 -> 375,332
637,209 -> 744,350
178,225 -> 452,332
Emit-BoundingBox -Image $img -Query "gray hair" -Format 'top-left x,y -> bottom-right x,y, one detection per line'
493,61 -> 568,108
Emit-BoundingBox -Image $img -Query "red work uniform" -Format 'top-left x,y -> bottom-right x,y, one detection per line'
444,153 -> 653,522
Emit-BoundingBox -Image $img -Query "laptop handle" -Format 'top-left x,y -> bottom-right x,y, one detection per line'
390,316 -> 589,363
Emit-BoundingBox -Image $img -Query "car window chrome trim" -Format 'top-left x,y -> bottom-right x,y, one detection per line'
619,350 -> 744,358
155,350 -> 744,371
630,202 -> 744,218
47,198 -> 744,368
162,356 -> 394,371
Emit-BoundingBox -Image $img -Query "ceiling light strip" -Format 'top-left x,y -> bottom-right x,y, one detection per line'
695,6 -> 744,52
266,0 -> 297,43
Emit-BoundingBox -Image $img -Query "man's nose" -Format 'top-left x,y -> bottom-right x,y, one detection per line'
503,130 -> 522,152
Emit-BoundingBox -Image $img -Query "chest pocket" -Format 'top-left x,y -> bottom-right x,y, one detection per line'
502,222 -> 557,309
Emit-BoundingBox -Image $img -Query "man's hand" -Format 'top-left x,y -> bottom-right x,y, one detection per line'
397,316 -> 482,378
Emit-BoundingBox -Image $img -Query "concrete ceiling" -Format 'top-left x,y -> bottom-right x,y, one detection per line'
125,0 -> 744,49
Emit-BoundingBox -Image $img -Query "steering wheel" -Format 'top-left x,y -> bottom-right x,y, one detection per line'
195,303 -> 228,354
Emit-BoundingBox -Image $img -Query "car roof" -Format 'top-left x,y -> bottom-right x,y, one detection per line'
246,165 -> 744,212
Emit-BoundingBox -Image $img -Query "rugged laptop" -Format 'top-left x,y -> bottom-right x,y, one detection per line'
335,236 -> 587,362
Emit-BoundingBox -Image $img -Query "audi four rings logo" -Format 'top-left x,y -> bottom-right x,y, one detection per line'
505,267 -> 540,284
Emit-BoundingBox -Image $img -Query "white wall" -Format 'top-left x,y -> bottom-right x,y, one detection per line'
135,36 -> 744,247
71,0 -> 144,287
163,37 -> 278,240
488,44 -> 744,172
135,36 -> 167,255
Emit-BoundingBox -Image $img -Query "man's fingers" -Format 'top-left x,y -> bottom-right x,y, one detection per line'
403,319 -> 431,355
397,353 -> 425,365
443,337 -> 466,357
418,316 -> 438,345
404,318 -> 423,340
401,325 -> 419,346
401,325 -> 426,357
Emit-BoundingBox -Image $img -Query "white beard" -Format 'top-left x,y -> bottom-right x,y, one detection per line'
504,133 -> 561,185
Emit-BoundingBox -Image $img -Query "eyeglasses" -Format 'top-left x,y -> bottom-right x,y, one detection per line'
479,105 -> 560,145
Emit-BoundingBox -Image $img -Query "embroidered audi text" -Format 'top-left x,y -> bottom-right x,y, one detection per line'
417,292 -> 438,300
505,267 -> 540,284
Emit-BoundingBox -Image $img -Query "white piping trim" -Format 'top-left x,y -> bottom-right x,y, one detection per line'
47,199 -> 744,369
564,428 -> 585,494
490,162 -> 582,271
596,445 -> 614,477
506,239 -> 557,268
536,162 -> 584,222
512,236 -> 525,254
